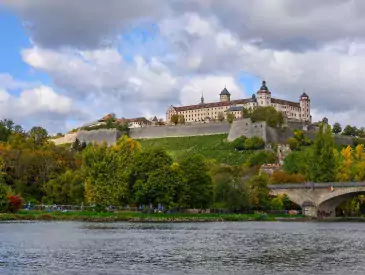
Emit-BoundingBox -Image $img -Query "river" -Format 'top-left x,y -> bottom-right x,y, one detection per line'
0,221 -> 364,274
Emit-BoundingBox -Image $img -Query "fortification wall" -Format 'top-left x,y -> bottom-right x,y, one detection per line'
227,119 -> 267,141
50,132 -> 77,145
76,129 -> 123,145
129,122 -> 230,139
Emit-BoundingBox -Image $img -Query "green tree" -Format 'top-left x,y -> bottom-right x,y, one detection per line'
287,137 -> 300,150
250,107 -> 284,127
342,125 -> 358,137
332,122 -> 342,134
180,154 -> 213,209
270,197 -> 284,210
82,143 -> 131,207
309,123 -> 336,182
43,170 -> 84,204
28,126 -> 48,146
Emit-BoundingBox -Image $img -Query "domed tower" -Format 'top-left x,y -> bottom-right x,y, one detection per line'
299,92 -> 310,122
256,80 -> 271,107
220,87 -> 231,102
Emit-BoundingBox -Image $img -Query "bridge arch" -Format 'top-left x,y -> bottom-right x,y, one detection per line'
268,183 -> 365,218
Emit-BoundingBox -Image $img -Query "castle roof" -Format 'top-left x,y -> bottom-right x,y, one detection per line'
173,98 -> 250,112
271,98 -> 300,108
152,116 -> 158,121
300,92 -> 309,98
257,80 -> 271,94
220,87 -> 231,95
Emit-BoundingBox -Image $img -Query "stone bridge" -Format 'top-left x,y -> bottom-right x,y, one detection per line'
268,182 -> 365,218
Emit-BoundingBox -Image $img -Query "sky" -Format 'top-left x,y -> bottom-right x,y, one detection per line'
1,0 -> 365,134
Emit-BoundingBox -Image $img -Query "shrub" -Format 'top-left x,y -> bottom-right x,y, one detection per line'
232,136 -> 247,151
250,136 -> 265,150
246,151 -> 277,167
6,195 -> 22,213
270,197 -> 284,210
271,170 -> 306,184
287,137 -> 299,150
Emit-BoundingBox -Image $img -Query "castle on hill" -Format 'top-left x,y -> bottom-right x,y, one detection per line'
166,81 -> 311,124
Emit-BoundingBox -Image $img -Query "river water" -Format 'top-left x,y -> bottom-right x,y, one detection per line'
0,221 -> 364,275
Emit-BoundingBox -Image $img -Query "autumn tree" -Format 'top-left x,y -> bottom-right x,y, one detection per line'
217,112 -> 225,122
226,113 -> 235,124
170,114 -> 179,125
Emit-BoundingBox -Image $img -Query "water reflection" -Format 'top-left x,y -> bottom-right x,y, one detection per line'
0,221 -> 365,274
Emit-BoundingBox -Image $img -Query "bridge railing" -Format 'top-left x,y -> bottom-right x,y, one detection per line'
268,182 -> 365,189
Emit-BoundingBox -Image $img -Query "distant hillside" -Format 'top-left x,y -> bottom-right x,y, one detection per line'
137,134 -> 255,165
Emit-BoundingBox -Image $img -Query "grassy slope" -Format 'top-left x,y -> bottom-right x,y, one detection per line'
137,134 -> 254,165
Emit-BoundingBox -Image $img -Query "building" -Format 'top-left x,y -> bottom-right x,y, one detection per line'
166,81 -> 311,124
81,114 -> 153,129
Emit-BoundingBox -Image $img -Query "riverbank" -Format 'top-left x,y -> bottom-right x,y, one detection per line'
0,211 -> 309,222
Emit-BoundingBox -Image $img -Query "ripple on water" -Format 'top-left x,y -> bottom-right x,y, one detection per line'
0,221 -> 365,275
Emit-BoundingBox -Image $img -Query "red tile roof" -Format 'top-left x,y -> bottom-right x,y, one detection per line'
173,99 -> 251,112
271,98 -> 300,108
170,97 -> 300,112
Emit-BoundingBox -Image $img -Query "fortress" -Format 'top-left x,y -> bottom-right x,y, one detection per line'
166,81 -> 311,124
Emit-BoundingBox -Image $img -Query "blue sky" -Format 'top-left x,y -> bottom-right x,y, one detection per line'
2,1 -> 365,133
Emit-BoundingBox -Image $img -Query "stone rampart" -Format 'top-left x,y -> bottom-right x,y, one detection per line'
129,122 -> 230,139
50,132 -> 77,145
76,129 -> 122,145
227,119 -> 267,141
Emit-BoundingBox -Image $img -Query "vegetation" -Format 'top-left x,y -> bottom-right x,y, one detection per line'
81,117 -> 130,134
0,120 -> 283,214
138,134 -> 257,165
243,106 -> 284,127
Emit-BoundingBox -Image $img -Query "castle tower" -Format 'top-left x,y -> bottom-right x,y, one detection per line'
299,92 -> 310,122
256,80 -> 271,107
220,86 -> 231,102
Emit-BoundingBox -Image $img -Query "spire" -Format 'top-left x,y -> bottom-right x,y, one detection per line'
201,91 -> 204,104
260,80 -> 268,91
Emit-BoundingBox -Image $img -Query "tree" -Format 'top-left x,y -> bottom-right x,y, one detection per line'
217,112 -> 225,122
0,119 -> 14,142
309,123 -> 336,182
287,137 -> 300,150
245,174 -> 270,210
28,126 -> 48,146
342,125 -> 358,137
43,170 -> 84,204
332,122 -> 342,135
170,114 -> 179,125
336,146 -> 353,182
179,154 -> 213,209
226,113 -> 235,124
249,106 -> 284,127
82,143 -> 131,207
178,115 -> 186,125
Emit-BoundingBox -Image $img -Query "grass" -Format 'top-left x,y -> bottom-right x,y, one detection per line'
0,211 -> 307,222
137,134 -> 255,165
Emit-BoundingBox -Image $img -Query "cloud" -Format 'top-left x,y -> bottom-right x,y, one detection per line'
0,73 -> 39,90
4,1 -> 365,130
3,0 -> 169,50
0,85 -> 88,133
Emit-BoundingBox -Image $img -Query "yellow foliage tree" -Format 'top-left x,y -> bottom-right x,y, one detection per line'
354,144 -> 365,181
336,146 -> 353,181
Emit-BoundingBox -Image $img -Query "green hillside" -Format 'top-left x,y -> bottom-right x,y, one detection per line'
137,134 -> 254,165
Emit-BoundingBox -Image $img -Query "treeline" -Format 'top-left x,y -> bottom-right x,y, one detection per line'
0,119 -> 289,212
332,122 -> 365,137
